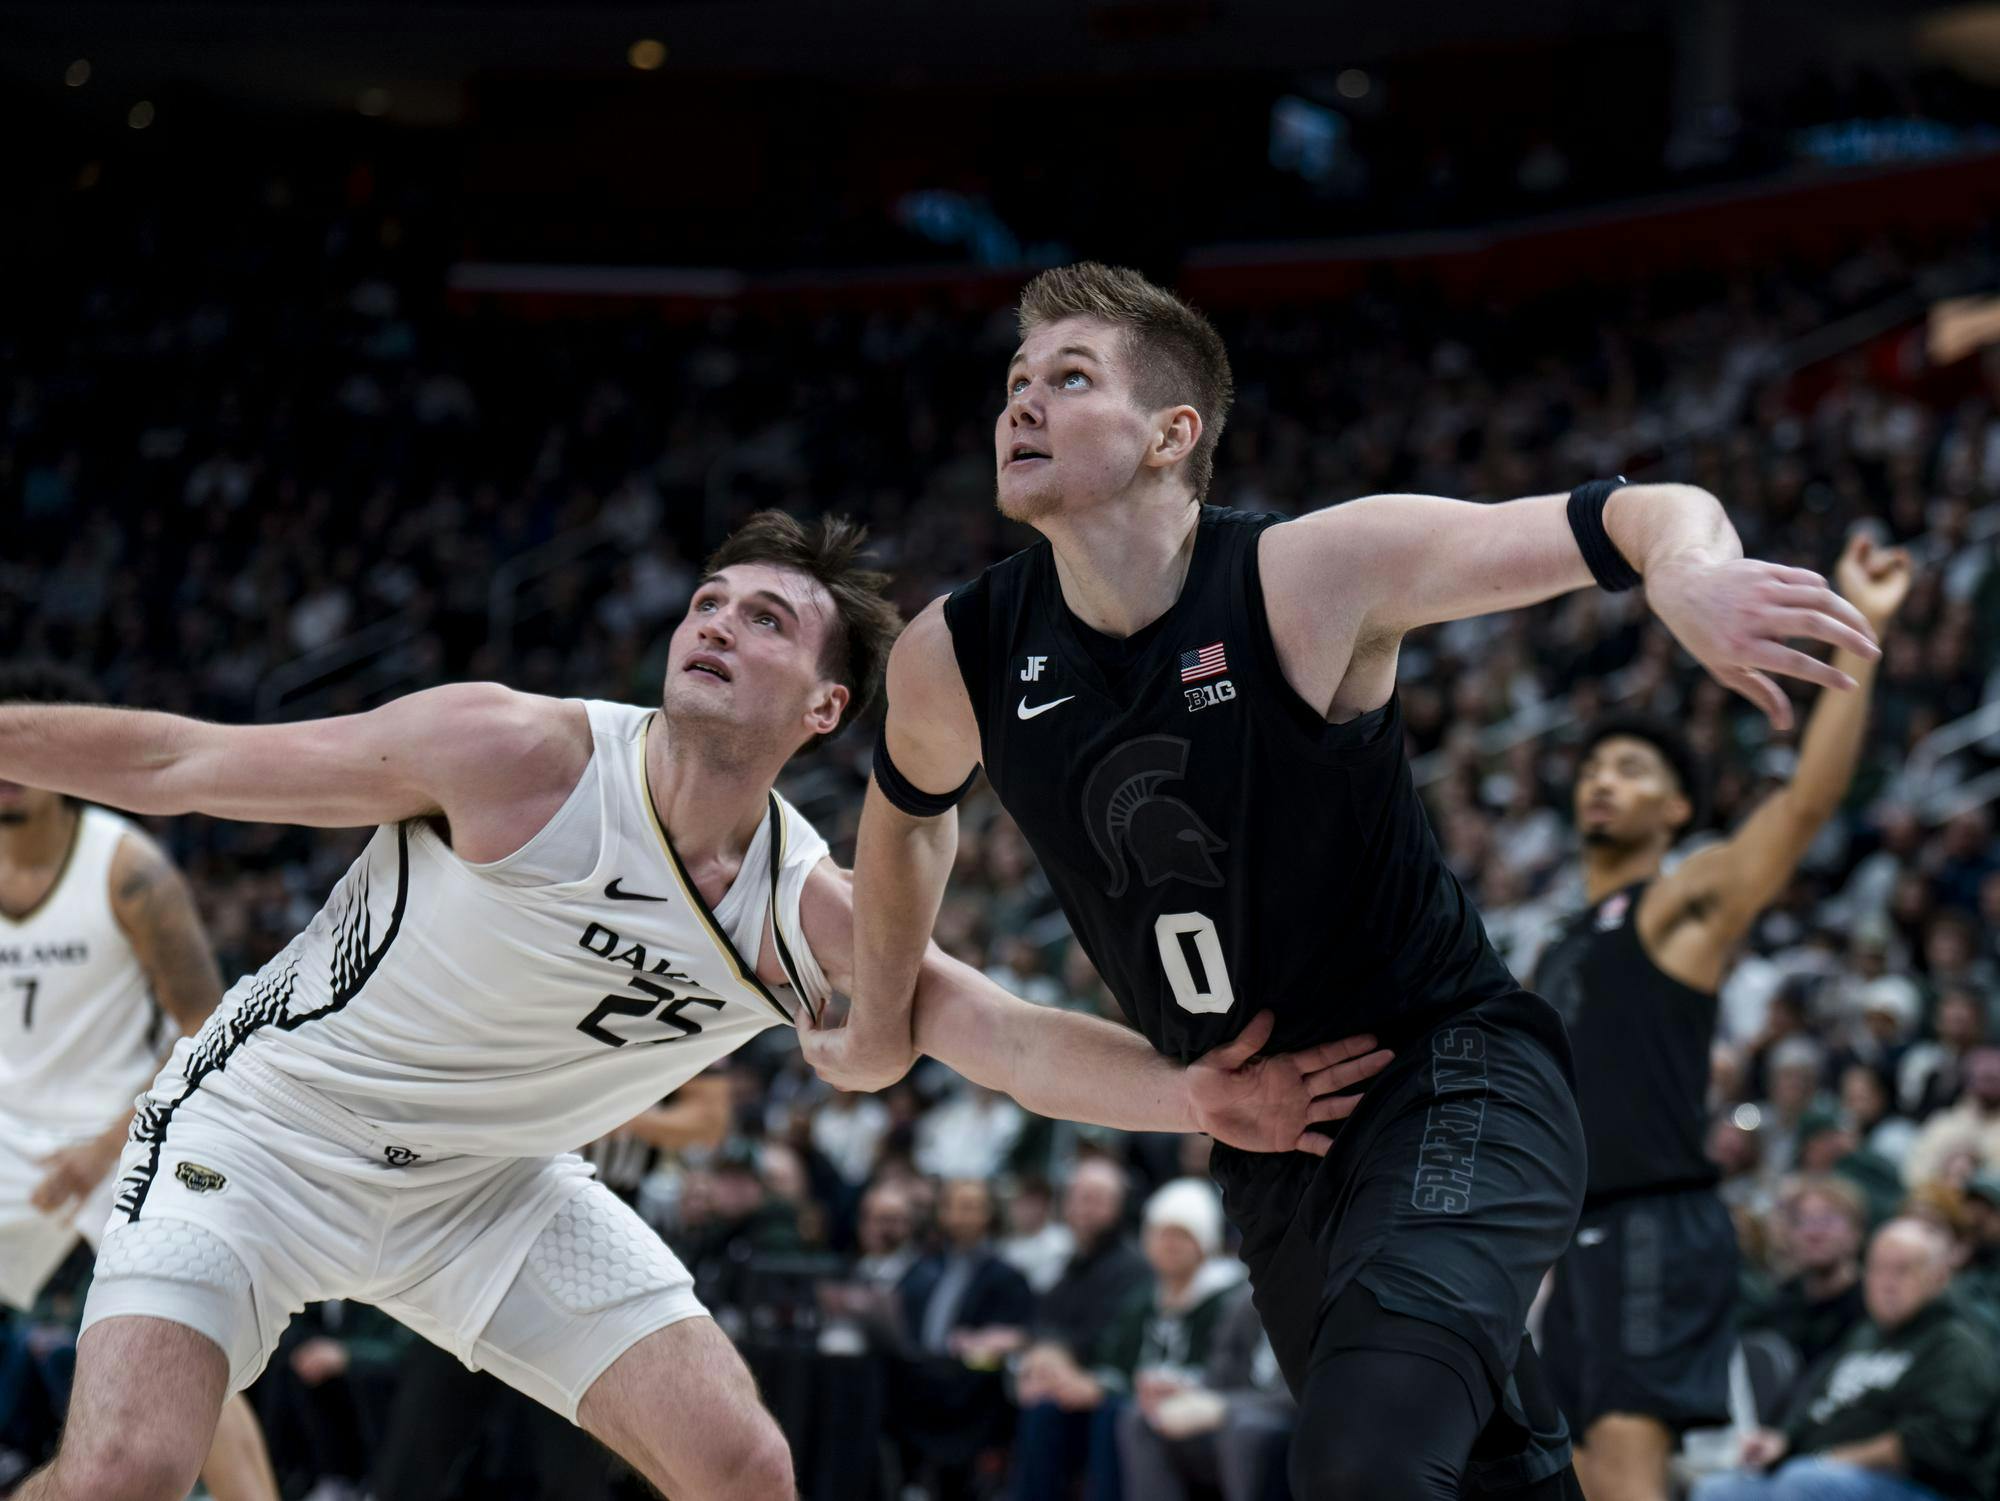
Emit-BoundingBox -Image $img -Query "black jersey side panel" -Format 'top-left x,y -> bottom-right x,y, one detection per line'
1532,882 -> 1718,1202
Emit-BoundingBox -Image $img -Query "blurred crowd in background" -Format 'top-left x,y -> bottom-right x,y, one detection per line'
6,148 -> 2000,1499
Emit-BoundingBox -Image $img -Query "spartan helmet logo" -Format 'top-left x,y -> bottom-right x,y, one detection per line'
1082,735 -> 1228,898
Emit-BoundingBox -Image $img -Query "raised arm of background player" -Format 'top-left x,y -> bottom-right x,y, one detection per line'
0,687 -> 1382,1158
30,829 -> 227,1214
1633,533 -> 1912,992
832,480 -> 1881,1089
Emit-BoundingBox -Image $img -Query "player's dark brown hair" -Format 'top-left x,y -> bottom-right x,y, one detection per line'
1017,262 -> 1235,499
702,510 -> 902,746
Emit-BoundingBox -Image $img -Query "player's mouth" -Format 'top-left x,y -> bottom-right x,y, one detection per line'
683,654 -> 733,683
1006,444 -> 1050,468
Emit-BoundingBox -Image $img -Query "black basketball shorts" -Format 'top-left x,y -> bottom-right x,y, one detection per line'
1540,1184 -> 1739,1436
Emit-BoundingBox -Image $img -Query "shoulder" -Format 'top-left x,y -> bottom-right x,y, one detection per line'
885,599 -> 980,749
107,823 -> 195,933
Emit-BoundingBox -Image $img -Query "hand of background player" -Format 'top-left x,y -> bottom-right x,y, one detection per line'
1643,554 -> 1880,731
31,1129 -> 123,1215
1185,1010 -> 1393,1157
1834,532 -> 1913,633
1738,1428 -> 1789,1470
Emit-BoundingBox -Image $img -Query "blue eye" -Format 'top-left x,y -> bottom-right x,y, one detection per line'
1061,370 -> 1090,389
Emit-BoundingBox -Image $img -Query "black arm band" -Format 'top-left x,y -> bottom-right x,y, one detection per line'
872,732 -> 978,818
1567,477 -> 1643,593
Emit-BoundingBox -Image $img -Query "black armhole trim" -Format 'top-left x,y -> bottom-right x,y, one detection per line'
1236,517 -> 1401,761
765,794 -> 815,1026
119,824 -> 412,1222
943,575 -> 993,761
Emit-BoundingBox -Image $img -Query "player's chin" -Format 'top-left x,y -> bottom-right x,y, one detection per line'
995,469 -> 1061,522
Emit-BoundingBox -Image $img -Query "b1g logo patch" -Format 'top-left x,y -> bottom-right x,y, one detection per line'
1184,680 -> 1237,713
175,1161 -> 227,1194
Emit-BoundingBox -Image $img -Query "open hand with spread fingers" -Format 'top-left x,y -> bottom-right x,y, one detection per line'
1643,554 -> 1881,732
1186,1009 -> 1394,1156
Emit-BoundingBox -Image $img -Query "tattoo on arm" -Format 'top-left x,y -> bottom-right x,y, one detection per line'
111,838 -> 225,1034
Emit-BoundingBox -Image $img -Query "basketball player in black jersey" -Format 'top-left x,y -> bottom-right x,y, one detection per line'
1534,534 -> 1911,1501
802,263 -> 1881,1501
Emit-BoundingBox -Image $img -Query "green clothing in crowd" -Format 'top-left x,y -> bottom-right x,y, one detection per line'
1087,1259 -> 1246,1395
1781,1298 -> 2000,1501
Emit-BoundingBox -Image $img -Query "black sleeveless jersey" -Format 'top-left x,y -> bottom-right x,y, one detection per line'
1532,881 -> 1718,1204
944,506 -> 1525,1066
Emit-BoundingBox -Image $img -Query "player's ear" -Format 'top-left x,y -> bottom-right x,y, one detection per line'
806,681 -> 848,738
1144,406 -> 1202,472
1666,790 -> 1693,834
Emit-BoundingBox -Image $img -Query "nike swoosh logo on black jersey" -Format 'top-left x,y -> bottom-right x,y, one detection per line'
605,878 -> 669,902
1017,694 -> 1076,720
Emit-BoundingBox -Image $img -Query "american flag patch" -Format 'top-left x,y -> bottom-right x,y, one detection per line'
1179,642 -> 1228,683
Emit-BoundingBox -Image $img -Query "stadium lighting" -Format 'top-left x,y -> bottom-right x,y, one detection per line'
65,59 -> 91,88
1336,68 -> 1370,99
127,100 -> 155,130
629,38 -> 667,70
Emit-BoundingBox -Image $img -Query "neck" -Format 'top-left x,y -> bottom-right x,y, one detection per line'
0,803 -> 78,874
1581,836 -> 1669,903
645,713 -> 782,894
1040,490 -> 1201,638
1157,1269 -> 1196,1306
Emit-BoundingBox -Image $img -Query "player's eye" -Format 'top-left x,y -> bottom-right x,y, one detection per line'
756,613 -> 780,630
1008,375 -> 1029,396
1061,370 -> 1090,390
696,597 -> 717,612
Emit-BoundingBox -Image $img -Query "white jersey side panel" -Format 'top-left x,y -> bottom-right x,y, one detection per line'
120,701 -> 828,1206
0,807 -> 162,1146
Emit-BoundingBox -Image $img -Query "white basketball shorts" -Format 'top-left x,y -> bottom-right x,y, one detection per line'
80,1045 -> 706,1419
0,1113 -> 121,1310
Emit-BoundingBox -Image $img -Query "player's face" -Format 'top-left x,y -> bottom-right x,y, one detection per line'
996,318 -> 1163,522
661,563 -> 848,756
1573,736 -> 1688,848
0,782 -> 63,828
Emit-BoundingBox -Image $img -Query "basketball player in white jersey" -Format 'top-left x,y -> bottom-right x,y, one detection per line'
0,664 -> 278,1501
1,512 -> 1388,1501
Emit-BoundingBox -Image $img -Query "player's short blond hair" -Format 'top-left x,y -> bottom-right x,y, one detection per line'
1017,263 -> 1234,500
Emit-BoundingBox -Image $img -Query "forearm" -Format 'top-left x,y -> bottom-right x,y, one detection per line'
851,782 -> 956,1046
1604,482 -> 1742,575
1786,640 -> 1879,823
911,955 -> 1193,1132
0,704 -> 203,815
1824,1433 -> 1902,1472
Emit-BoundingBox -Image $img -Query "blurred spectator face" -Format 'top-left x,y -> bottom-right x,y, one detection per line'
1007,1181 -> 1053,1237
1938,990 -> 1984,1050
1710,1045 -> 1746,1106
1706,1118 -> 1758,1177
1965,1193 -> 2000,1251
1573,735 -> 1690,851
1979,872 -> 2000,931
858,1184 -> 915,1257
1926,913 -> 1976,977
995,316 -> 1170,522
1063,1159 -> 1128,1247
1800,1123 -> 1857,1173
710,1164 -> 765,1221
1840,1064 -> 1891,1130
661,563 -> 845,757
1142,1223 -> 1204,1285
1781,1187 -> 1863,1274
761,1143 -> 809,1204
939,1178 -> 996,1251
1771,1055 -> 1821,1116
1862,1219 -> 1953,1331
1967,1048 -> 2000,1109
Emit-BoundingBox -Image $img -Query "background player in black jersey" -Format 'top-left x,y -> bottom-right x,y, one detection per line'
1534,534 -> 1912,1501
802,262 -> 1881,1501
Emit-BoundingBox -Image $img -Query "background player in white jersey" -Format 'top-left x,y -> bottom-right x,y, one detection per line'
0,663 -> 278,1501
0,512 -> 1389,1501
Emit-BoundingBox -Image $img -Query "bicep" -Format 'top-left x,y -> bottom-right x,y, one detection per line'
1287,492 -> 1591,635
1702,793 -> 1825,929
880,599 -> 980,794
110,834 -> 224,1031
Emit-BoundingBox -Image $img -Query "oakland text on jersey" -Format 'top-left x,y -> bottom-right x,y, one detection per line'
0,940 -> 89,966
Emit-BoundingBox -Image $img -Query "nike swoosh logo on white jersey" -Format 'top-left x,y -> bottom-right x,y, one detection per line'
605,878 -> 669,902
1017,695 -> 1076,720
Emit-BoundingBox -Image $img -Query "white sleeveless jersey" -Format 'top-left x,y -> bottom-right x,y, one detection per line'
0,806 -> 162,1145
131,700 -> 830,1169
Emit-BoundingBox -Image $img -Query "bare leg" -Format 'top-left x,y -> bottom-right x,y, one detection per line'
1576,1413 -> 1675,1501
200,1392 -> 279,1501
18,1316 -> 225,1501
577,1316 -> 794,1501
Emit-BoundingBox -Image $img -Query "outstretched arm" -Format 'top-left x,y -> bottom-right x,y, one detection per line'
1265,482 -> 1878,729
836,598 -> 982,1091
792,860 -> 1390,1152
1652,535 -> 1912,986
0,683 -> 590,862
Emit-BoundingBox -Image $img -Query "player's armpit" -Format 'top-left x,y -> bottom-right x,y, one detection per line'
109,830 -> 225,1033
